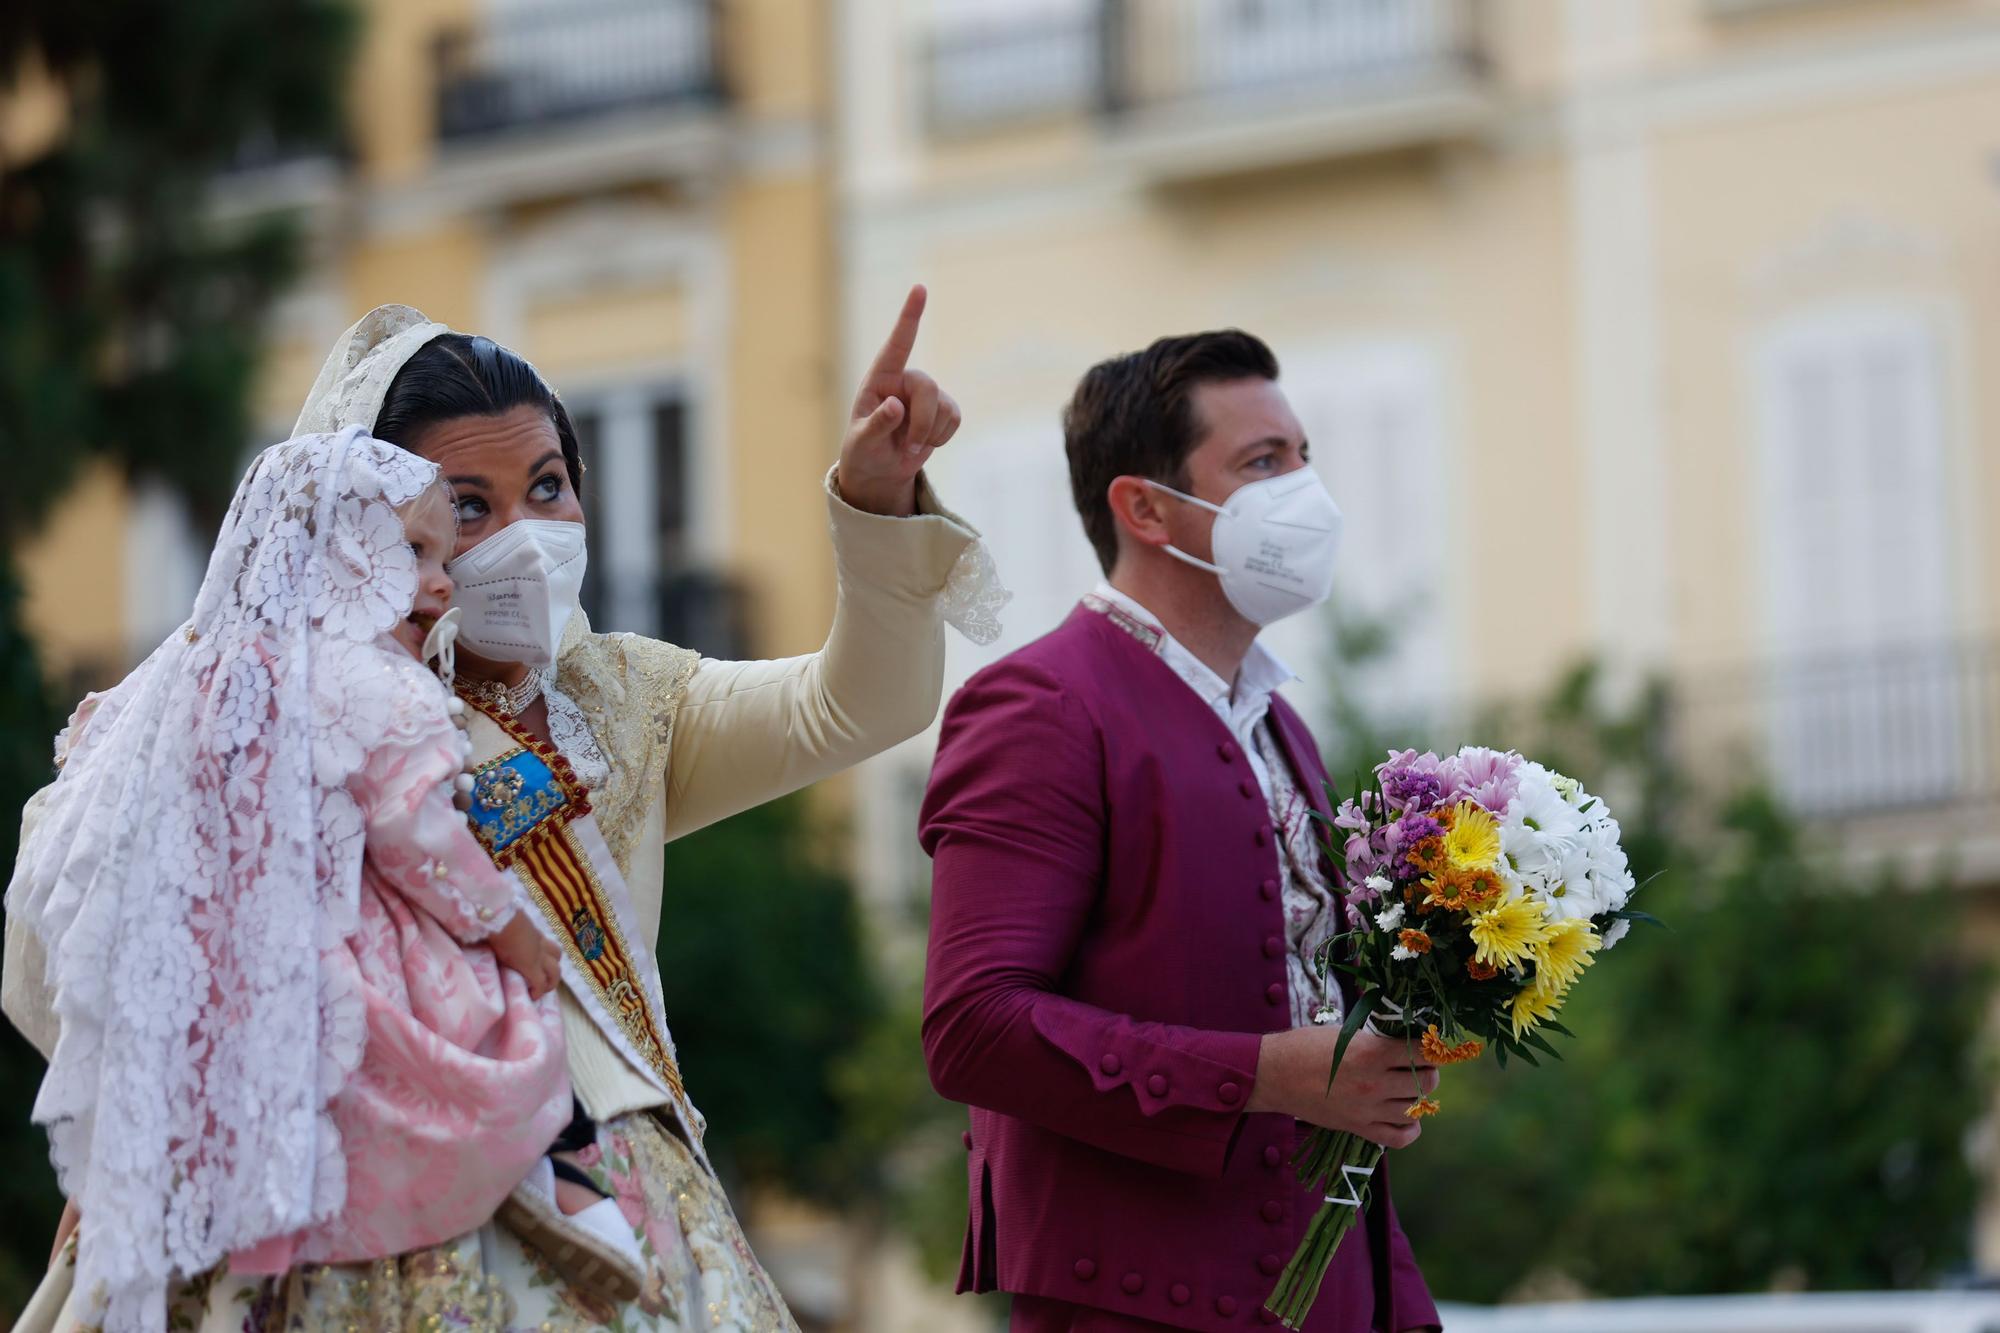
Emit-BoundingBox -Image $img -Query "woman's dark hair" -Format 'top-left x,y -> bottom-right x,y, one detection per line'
374,333 -> 584,496
1062,329 -> 1280,575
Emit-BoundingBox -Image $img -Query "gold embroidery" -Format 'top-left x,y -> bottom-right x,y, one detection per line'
554,620 -> 699,878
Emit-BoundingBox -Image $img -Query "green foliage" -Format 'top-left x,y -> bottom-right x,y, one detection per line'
1325,655 -> 1994,1300
655,796 -> 886,1204
0,0 -> 357,541
830,978 -> 978,1278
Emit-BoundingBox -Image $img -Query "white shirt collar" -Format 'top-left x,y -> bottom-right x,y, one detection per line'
1089,582 -> 1297,718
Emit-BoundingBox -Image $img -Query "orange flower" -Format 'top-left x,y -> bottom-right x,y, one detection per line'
1420,1024 -> 1485,1065
1406,837 -> 1446,875
1457,867 -> 1506,908
1466,959 -> 1499,981
1405,1098 -> 1441,1120
1423,864 -> 1507,913
1397,928 -> 1433,955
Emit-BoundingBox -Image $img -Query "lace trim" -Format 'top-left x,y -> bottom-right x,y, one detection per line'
939,538 -> 1011,646
543,681 -> 610,791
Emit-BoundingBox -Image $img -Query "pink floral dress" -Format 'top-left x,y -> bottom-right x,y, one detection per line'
231,713 -> 572,1273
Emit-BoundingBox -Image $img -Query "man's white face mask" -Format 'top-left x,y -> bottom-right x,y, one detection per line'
1144,469 -> 1344,627
447,519 -> 588,667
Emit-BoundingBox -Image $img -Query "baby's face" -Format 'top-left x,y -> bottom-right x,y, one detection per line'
391,485 -> 457,659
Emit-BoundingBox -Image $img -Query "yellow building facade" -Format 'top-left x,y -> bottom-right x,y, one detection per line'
20,0 -> 846,692
842,0 -> 2000,920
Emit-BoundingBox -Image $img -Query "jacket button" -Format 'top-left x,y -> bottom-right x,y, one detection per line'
1216,1295 -> 1240,1317
1259,879 -> 1278,901
1218,743 -> 1234,761
961,1130 -> 973,1150
1262,935 -> 1283,958
1263,1145 -> 1282,1168
1253,827 -> 1269,847
1147,1073 -> 1168,1097
1100,1053 -> 1122,1076
1239,779 -> 1256,798
1169,1283 -> 1191,1306
1259,1311 -> 1281,1324
1074,1259 -> 1097,1281
1265,982 -> 1284,1006
1259,1253 -> 1283,1275
1261,1200 -> 1283,1223
1219,1081 -> 1241,1105
1121,1271 -> 1144,1295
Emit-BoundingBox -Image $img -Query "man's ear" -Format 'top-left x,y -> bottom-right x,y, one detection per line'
1106,475 -> 1174,552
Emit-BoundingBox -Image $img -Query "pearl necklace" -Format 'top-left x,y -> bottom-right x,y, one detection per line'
464,667 -> 550,718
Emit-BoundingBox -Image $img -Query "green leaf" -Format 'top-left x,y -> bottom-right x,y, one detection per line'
1326,989 -> 1381,1093
1523,1029 -> 1564,1061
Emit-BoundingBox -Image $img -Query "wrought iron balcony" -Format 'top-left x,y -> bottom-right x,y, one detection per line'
1675,639 -> 2000,823
925,0 -> 1485,143
435,0 -> 723,143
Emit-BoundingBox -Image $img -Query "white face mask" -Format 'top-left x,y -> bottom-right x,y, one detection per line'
447,519 -> 588,666
1145,470 -> 1344,626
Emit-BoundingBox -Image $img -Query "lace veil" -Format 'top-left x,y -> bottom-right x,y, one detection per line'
4,428 -> 450,1331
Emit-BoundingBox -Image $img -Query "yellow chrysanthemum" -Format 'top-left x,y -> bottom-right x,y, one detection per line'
1530,918 -> 1602,993
1467,895 -> 1553,970
1441,801 -> 1502,871
1510,971 -> 1568,1037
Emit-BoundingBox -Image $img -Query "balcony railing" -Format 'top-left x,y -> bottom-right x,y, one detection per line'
436,0 -> 722,143
925,0 -> 1483,135
1112,0 -> 1483,113
1675,640 -> 2000,822
926,8 -> 1105,132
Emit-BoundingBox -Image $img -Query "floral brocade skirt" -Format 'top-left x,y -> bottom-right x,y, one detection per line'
17,1110 -> 797,1333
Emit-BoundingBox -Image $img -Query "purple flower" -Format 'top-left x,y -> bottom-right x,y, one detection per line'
1443,746 -> 1522,813
1332,799 -> 1373,833
1342,832 -> 1388,880
1381,767 -> 1443,813
1393,811 -> 1444,850
1376,749 -> 1447,807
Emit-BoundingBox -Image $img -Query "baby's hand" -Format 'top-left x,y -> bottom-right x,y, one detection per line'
490,911 -> 561,1000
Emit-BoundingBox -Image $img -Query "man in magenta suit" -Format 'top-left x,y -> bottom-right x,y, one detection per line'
919,331 -> 1442,1332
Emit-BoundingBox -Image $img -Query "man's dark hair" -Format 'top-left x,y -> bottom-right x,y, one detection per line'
1063,329 -> 1279,574
375,333 -> 585,496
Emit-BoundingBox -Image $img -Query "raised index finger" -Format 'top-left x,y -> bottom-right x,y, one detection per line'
866,283 -> 927,386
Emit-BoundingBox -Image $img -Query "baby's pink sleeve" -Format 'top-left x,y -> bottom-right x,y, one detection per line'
358,726 -> 518,943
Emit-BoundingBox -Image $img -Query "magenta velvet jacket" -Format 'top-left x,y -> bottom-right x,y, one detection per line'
920,603 -> 1438,1333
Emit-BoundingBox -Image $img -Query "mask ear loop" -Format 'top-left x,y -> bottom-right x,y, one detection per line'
416,476 -> 478,809
1139,477 -> 1230,576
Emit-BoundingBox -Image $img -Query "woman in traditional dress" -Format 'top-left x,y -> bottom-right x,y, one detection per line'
5,289 -> 1004,1331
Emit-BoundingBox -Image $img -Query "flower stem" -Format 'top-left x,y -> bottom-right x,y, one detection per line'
1266,1132 -> 1386,1327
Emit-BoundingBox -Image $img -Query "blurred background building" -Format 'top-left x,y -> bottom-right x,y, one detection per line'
5,0 -> 2000,1328
843,0 -> 2000,938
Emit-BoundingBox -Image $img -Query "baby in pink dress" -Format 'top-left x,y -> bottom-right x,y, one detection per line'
230,473 -> 573,1273
10,433 -> 579,1330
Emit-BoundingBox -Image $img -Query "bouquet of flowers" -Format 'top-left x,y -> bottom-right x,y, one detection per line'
1266,746 -> 1652,1327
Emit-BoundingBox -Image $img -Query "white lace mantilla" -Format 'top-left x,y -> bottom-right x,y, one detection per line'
5,430 -> 454,1333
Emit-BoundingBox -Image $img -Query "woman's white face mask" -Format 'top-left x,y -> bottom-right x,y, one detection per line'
447,519 -> 588,666
1144,470 -> 1344,627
